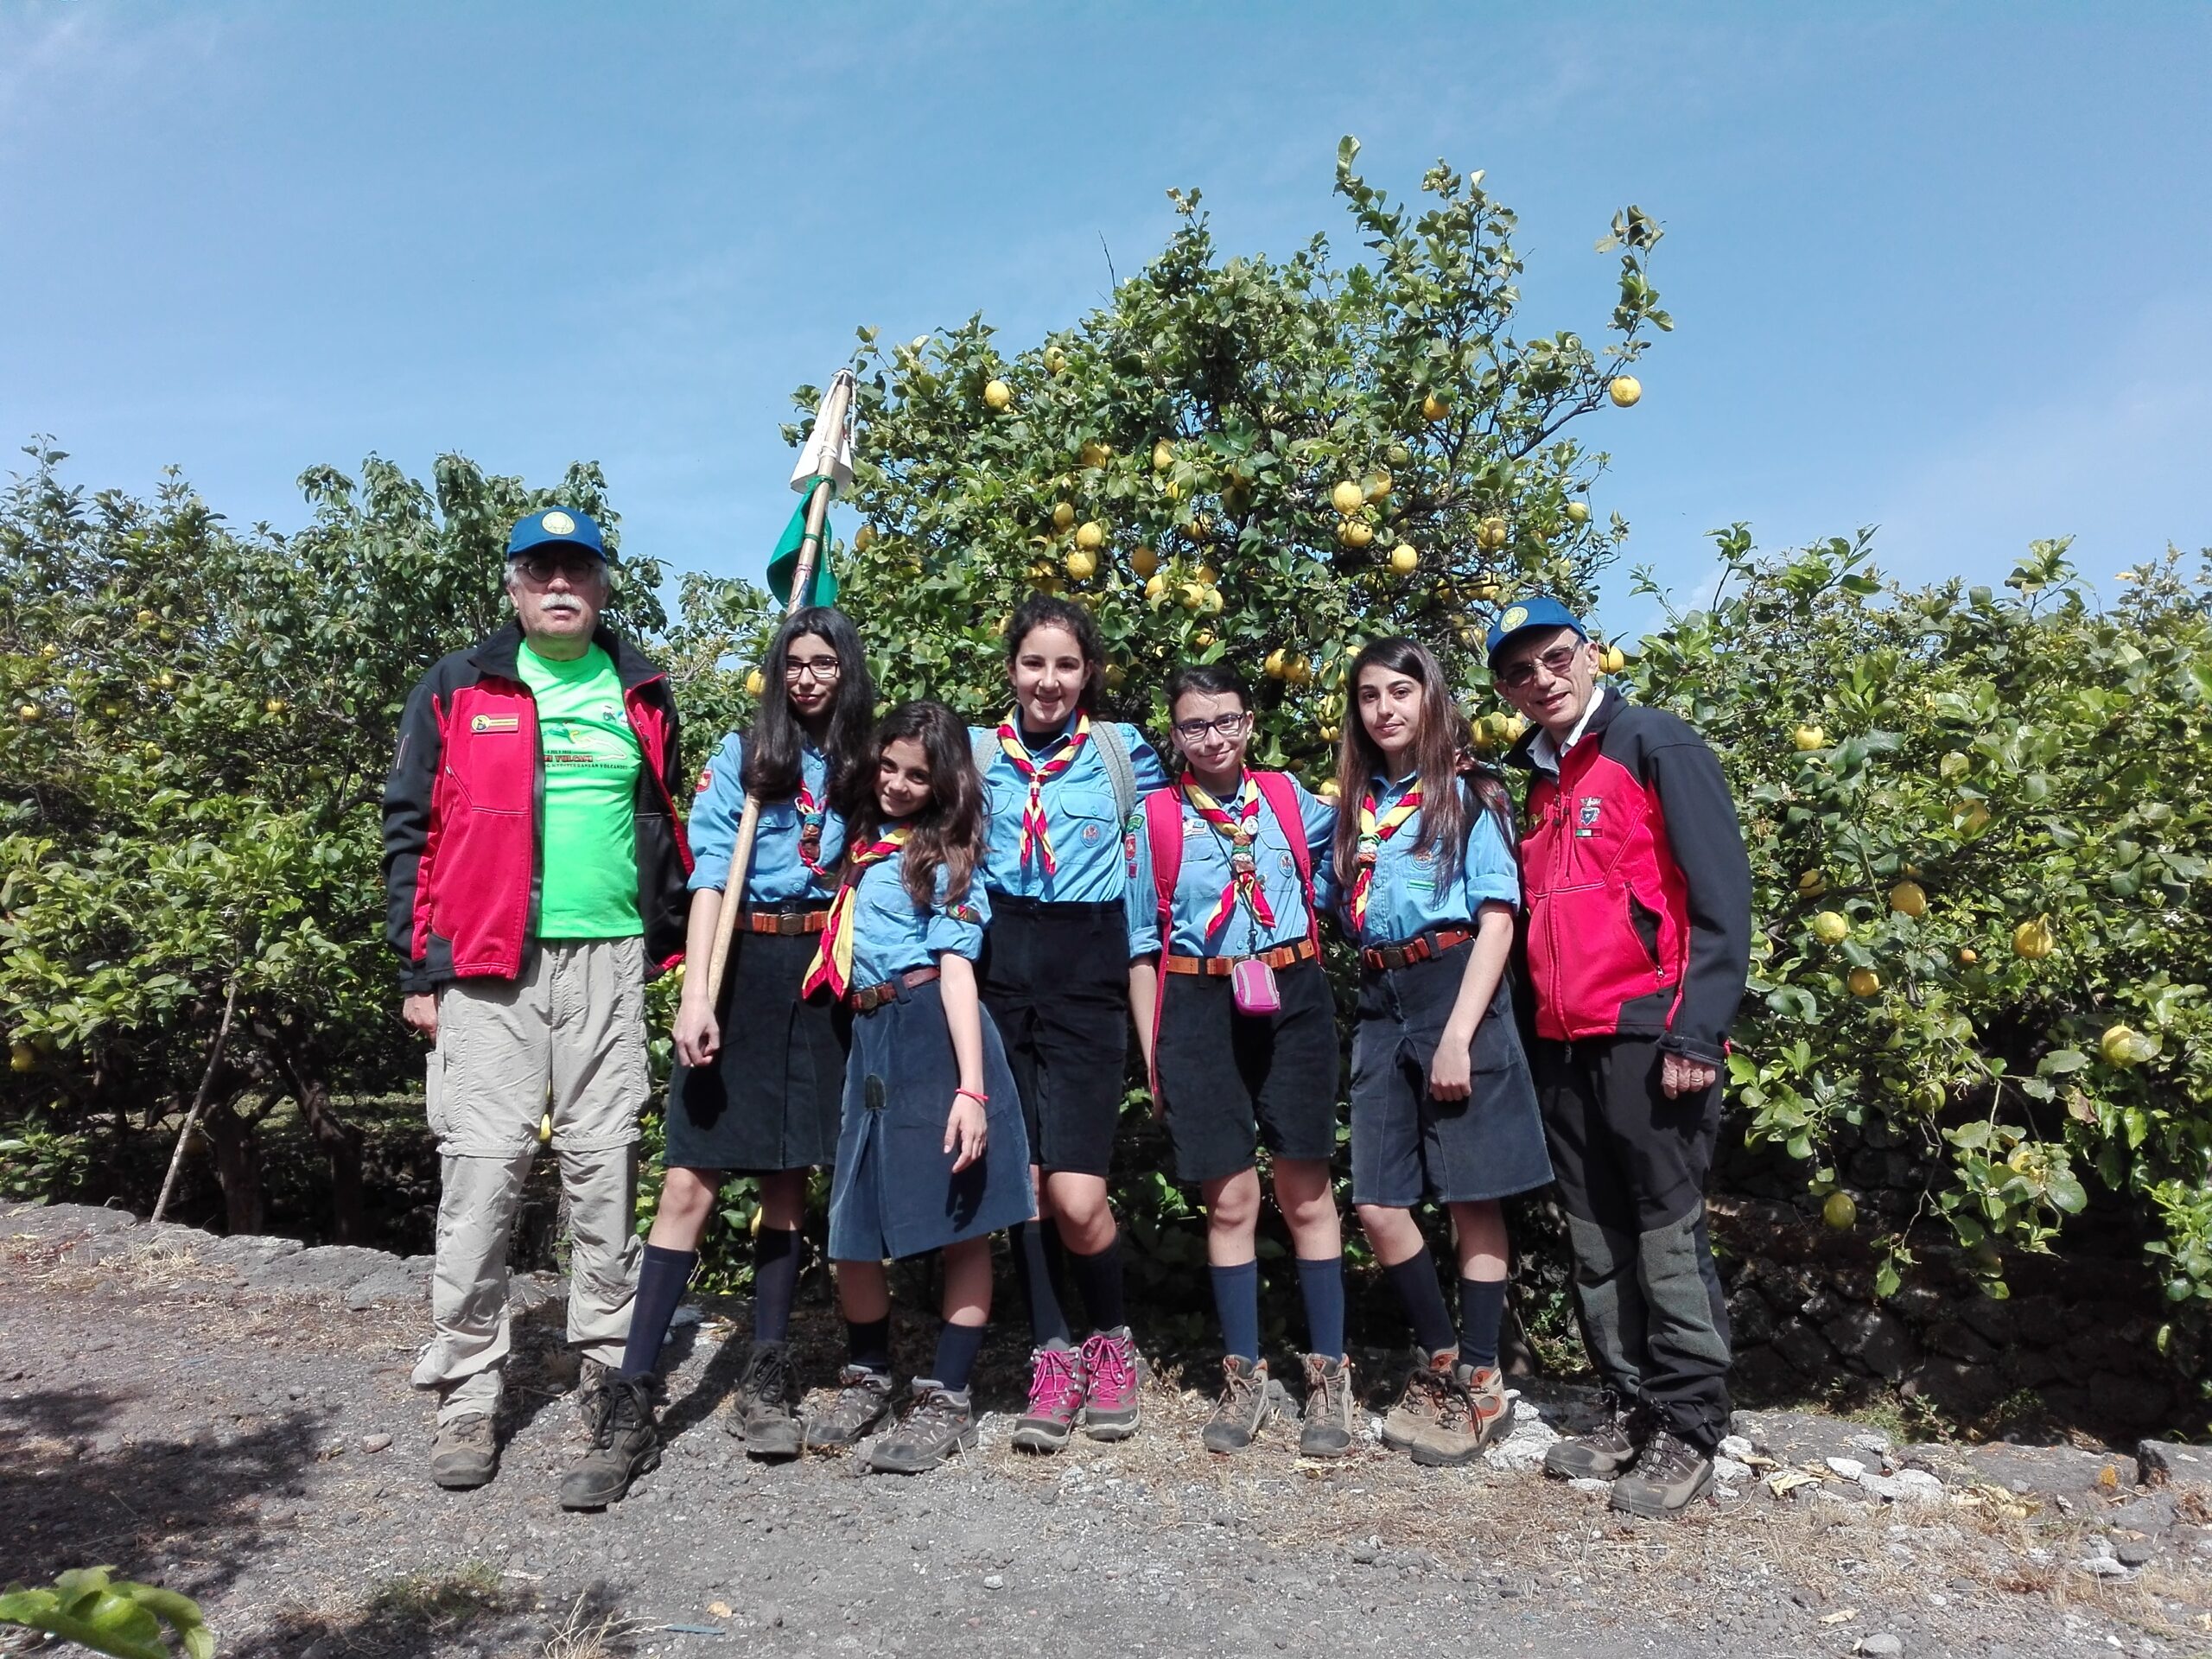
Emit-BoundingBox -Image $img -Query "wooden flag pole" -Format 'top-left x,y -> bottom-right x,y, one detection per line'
699,373 -> 854,1015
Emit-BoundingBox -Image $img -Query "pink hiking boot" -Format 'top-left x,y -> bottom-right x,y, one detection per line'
1010,1343 -> 1088,1453
1079,1326 -> 1142,1441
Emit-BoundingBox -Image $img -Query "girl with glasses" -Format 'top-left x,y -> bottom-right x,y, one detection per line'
1126,664 -> 1352,1457
1334,637 -> 1551,1469
618,607 -> 874,1459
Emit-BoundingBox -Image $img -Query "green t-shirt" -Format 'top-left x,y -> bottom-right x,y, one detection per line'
517,641 -> 644,939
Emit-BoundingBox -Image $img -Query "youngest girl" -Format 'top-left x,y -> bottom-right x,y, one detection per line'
804,700 -> 1034,1474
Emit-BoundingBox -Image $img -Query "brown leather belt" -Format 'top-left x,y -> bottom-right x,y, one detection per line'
1360,926 -> 1474,973
741,906 -> 830,937
1161,938 -> 1319,977
848,965 -> 940,1011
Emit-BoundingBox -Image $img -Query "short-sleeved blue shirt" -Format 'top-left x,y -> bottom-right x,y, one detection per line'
1339,772 -> 1522,945
1126,774 -> 1338,959
973,715 -> 1168,904
685,734 -> 845,904
846,844 -> 990,985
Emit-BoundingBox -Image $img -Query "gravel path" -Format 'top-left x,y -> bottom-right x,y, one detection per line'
3,1203 -> 2208,1659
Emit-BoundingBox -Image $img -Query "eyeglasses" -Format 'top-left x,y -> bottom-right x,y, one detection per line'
783,657 -> 842,682
1172,712 -> 1253,743
1497,643 -> 1585,691
511,551 -> 605,585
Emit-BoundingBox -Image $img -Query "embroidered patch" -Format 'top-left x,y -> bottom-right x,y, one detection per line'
1579,795 -> 1603,828
470,714 -> 520,734
1183,817 -> 1206,838
695,767 -> 714,793
1502,605 -> 1529,632
1081,823 -> 1103,845
541,509 -> 576,537
948,903 -> 982,925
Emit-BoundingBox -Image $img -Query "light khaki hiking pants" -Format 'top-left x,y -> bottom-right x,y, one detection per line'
409,938 -> 648,1426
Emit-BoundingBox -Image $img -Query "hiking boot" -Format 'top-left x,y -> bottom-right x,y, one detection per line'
1541,1391 -> 1652,1480
1379,1348 -> 1457,1452
1201,1356 -> 1274,1454
559,1375 -> 659,1510
805,1364 -> 894,1451
429,1414 -> 497,1490
1297,1354 -> 1357,1459
1079,1326 -> 1142,1441
735,1339 -> 802,1459
1010,1343 -> 1088,1453
865,1381 -> 977,1474
1607,1426 -> 1713,1517
1410,1363 -> 1516,1467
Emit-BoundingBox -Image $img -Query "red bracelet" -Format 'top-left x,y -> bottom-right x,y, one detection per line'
955,1087 -> 988,1104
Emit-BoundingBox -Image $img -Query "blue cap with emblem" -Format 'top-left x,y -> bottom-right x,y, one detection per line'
506,507 -> 608,561
1485,595 -> 1587,666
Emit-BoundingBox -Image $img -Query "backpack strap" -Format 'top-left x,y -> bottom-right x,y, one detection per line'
969,725 -> 997,779
1091,720 -> 1139,826
1139,785 -> 1185,1097
1249,770 -> 1320,950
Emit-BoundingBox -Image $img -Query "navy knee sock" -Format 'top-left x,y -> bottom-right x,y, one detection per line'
1209,1261 -> 1262,1364
619,1243 -> 696,1381
1065,1237 -> 1128,1334
1012,1219 -> 1073,1347
846,1314 -> 892,1376
1382,1247 -> 1458,1357
1459,1276 -> 1508,1372
751,1226 -> 801,1345
931,1320 -> 988,1393
1295,1254 -> 1346,1359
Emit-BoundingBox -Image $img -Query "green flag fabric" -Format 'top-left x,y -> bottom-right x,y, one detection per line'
766,477 -> 840,608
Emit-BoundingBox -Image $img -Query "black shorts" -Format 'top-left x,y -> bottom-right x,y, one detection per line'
1154,957 -> 1341,1186
978,898 -> 1132,1178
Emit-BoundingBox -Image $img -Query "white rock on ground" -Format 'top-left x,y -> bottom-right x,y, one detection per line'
1483,1406 -> 1561,1472
1826,1456 -> 1868,1480
1717,1433 -> 1754,1460
1713,1456 -> 1753,1484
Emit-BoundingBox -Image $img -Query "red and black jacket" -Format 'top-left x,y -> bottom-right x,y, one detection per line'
381,623 -> 692,994
1504,693 -> 1751,1065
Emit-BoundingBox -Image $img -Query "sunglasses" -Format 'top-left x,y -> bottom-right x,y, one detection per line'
511,550 -> 605,585
1497,642 -> 1585,691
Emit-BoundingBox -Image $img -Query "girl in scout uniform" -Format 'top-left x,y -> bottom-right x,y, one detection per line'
619,607 -> 874,1459
1126,664 -> 1353,1458
972,594 -> 1168,1452
1335,636 -> 1551,1468
804,699 -> 1033,1474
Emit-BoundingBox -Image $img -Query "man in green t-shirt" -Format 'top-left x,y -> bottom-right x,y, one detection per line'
383,506 -> 690,1510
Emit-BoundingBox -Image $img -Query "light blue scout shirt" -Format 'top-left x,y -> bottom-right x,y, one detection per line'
847,845 -> 991,986
1342,773 -> 1522,945
1126,773 -> 1339,959
685,734 -> 844,903
972,715 -> 1169,903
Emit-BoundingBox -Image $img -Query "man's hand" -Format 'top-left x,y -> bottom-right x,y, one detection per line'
1427,1027 -> 1475,1102
674,998 -> 721,1069
1661,1052 -> 1718,1099
402,992 -> 438,1045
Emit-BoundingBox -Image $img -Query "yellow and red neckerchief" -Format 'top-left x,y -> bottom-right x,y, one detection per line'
1347,781 -> 1422,931
995,713 -> 1090,876
1182,771 -> 1278,940
801,826 -> 911,1001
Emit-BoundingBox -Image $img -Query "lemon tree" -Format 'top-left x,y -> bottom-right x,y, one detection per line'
1630,527 -> 2212,1376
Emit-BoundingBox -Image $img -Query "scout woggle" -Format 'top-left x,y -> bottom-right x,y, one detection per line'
794,782 -> 829,877
801,827 -> 911,1001
995,713 -> 1091,875
1182,772 -> 1278,940
1347,785 -> 1422,931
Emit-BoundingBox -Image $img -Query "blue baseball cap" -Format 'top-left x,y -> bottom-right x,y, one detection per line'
506,507 -> 607,561
1485,595 -> 1588,666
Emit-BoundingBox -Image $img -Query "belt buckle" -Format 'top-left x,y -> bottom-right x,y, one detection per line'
1382,944 -> 1408,971
777,912 -> 804,937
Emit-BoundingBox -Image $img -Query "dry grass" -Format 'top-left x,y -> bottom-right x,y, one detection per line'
540,1592 -> 647,1659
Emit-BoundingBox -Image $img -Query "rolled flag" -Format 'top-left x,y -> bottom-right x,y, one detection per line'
788,369 -> 856,496
768,370 -> 856,607
767,493 -> 841,607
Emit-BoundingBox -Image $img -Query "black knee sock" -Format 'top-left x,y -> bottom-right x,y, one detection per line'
846,1315 -> 892,1376
1064,1237 -> 1128,1335
931,1320 -> 988,1393
1011,1219 -> 1073,1347
1459,1275 -> 1508,1371
751,1226 -> 801,1346
1382,1246 -> 1458,1357
619,1243 -> 696,1381
1296,1254 -> 1347,1359
1210,1262 -> 1262,1364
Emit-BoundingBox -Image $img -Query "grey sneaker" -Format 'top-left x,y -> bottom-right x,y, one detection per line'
1297,1354 -> 1357,1458
1542,1392 -> 1651,1480
1201,1356 -> 1274,1454
559,1375 -> 659,1510
806,1364 -> 894,1450
1410,1363 -> 1516,1467
865,1381 -> 977,1474
735,1340 -> 802,1459
1380,1348 -> 1456,1451
429,1414 -> 497,1490
1608,1426 -> 1713,1517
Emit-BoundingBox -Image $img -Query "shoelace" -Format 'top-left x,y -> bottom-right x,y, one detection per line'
1214,1365 -> 1261,1419
750,1346 -> 790,1407
1083,1333 -> 1135,1399
1027,1348 -> 1084,1415
902,1388 -> 965,1439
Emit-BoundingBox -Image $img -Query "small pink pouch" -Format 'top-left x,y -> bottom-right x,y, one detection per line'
1230,957 -> 1281,1016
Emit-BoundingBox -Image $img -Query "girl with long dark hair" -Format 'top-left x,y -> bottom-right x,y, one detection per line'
970,594 -> 1168,1452
804,700 -> 1033,1473
615,607 -> 874,1459
1333,636 -> 1550,1468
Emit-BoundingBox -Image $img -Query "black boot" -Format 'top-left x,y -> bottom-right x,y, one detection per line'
559,1375 -> 660,1510
737,1339 -> 802,1459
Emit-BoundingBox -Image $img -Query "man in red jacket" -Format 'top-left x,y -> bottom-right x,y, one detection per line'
1491,597 -> 1751,1518
382,507 -> 689,1509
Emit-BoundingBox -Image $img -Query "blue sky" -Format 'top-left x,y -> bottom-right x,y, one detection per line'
4,3 -> 2208,638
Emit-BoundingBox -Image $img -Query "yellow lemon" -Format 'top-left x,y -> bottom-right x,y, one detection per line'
1389,544 -> 1419,575
1145,574 -> 1168,606
1331,480 -> 1364,516
2101,1024 -> 2149,1067
854,524 -> 876,551
1179,582 -> 1205,611
1052,502 -> 1075,532
1889,881 -> 1928,918
1822,1191 -> 1858,1230
264,697 -> 286,715
745,668 -> 766,696
1955,799 -> 1992,834
135,608 -> 157,626
1911,1081 -> 1947,1114
1421,391 -> 1448,422
983,378 -> 1013,410
1265,649 -> 1288,680
1796,869 -> 1827,898
16,703 -> 39,721
1478,517 -> 1509,551
1044,345 -> 1067,374
2012,918 -> 2055,960
1471,580 -> 1503,602
1196,563 -> 1220,587
1601,645 -> 1626,674
1848,968 -> 1881,997
1337,519 -> 1375,550
1364,468 -> 1392,503
1065,549 -> 1097,581
1078,441 -> 1112,468
1075,520 -> 1105,552
1609,375 -> 1642,408
1198,586 -> 1224,617
1152,440 -> 1174,472
1194,629 -> 1215,648
1793,725 -> 1827,751
1957,947 -> 1978,964
1283,654 -> 1312,687
9,1043 -> 34,1073
1130,545 -> 1160,579
1810,912 -> 1850,944
1566,500 -> 1591,524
